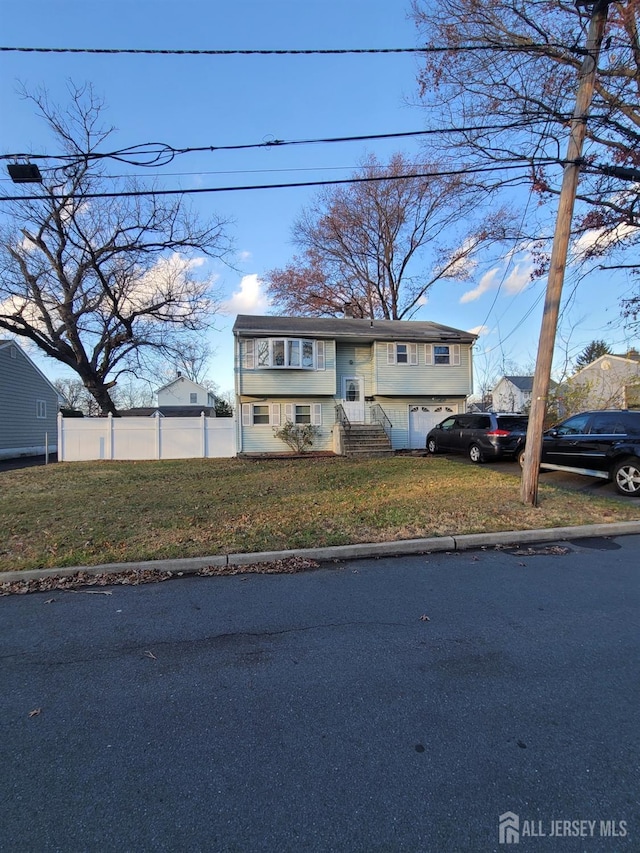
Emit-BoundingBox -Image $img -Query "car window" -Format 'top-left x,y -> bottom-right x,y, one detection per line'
496,416 -> 528,431
554,413 -> 590,435
625,413 -> 640,436
439,417 -> 457,431
589,413 -> 628,435
454,416 -> 472,429
474,415 -> 491,429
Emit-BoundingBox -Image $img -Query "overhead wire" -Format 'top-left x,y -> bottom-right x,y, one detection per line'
0,43 -> 584,57
0,158 -> 569,202
0,119 -> 577,167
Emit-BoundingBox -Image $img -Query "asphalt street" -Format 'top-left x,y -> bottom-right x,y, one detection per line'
1,535 -> 638,852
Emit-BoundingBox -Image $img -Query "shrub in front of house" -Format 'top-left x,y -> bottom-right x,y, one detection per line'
273,421 -> 319,453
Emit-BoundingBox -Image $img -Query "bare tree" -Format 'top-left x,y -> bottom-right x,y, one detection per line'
163,339 -> 214,384
0,85 -> 232,415
265,153 -> 511,320
411,1 -> 640,276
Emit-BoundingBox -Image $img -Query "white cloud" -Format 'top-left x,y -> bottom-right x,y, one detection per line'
572,222 -> 637,258
224,274 -> 270,315
468,325 -> 490,337
460,268 -> 498,303
237,250 -> 252,263
503,262 -> 533,295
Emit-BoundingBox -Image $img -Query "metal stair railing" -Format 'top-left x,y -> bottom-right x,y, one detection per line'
370,403 -> 392,441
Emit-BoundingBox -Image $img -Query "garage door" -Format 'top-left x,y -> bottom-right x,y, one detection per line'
408,406 -> 454,449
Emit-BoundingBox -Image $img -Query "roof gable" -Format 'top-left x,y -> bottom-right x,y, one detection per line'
0,338 -> 59,396
570,353 -> 640,380
156,375 -> 210,394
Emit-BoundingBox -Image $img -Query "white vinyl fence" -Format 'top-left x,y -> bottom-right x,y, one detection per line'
58,412 -> 237,461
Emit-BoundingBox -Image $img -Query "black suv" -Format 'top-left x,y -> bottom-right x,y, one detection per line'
426,412 -> 528,463
535,409 -> 640,496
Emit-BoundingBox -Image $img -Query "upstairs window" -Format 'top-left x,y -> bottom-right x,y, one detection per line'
387,342 -> 418,365
36,400 -> 47,419
190,392 -> 198,404
425,344 -> 461,366
247,338 -> 323,370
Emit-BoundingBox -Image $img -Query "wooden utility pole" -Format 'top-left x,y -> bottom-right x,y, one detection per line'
520,0 -> 611,506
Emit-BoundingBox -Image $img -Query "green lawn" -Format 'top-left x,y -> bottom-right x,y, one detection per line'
1,455 -> 639,572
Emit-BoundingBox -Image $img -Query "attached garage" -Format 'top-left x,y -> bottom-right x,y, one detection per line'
408,405 -> 456,449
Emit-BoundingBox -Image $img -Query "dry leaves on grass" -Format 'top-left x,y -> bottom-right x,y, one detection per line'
0,556 -> 320,596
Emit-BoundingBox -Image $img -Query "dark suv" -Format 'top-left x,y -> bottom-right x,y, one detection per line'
426,412 -> 528,463
535,409 -> 640,496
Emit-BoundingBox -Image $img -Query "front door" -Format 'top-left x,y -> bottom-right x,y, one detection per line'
342,376 -> 365,423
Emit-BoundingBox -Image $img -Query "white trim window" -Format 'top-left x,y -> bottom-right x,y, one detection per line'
387,342 -> 418,365
425,344 -> 460,366
242,403 -> 281,426
189,392 -> 198,404
36,400 -> 47,419
284,403 -> 323,426
249,338 -> 321,370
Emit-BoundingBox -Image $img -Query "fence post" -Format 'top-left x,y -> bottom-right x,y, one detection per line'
201,411 -> 207,458
107,412 -> 113,460
57,412 -> 63,462
156,414 -> 161,460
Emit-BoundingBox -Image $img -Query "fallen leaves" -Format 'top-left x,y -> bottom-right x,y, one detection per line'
0,556 -> 320,596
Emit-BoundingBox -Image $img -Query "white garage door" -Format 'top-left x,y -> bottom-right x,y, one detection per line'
408,406 -> 454,449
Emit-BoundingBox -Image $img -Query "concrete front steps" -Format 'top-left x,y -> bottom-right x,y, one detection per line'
342,423 -> 393,456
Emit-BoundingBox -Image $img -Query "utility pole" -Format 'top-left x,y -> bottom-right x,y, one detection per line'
520,0 -> 611,506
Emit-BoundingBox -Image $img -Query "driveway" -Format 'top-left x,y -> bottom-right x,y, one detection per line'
0,453 -> 58,472
455,454 -> 634,502
1,537 -> 637,851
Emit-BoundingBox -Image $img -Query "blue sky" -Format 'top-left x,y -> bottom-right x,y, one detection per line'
1,0 -> 638,396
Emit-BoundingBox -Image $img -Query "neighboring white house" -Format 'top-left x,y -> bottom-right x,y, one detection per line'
563,351 -> 640,410
156,374 -> 216,409
491,376 -> 535,412
0,339 -> 59,459
233,314 -> 477,453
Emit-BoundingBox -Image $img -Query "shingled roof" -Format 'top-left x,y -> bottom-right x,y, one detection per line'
232,315 -> 476,343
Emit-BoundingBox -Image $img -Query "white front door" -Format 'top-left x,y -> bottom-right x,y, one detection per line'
342,376 -> 365,423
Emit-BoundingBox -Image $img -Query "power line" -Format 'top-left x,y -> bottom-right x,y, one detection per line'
1,119 -> 575,168
0,43 -> 578,57
0,159 -> 566,203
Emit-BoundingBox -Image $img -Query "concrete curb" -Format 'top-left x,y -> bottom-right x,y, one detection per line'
2,520 -> 640,585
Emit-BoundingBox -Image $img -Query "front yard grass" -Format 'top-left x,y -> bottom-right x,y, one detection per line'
1,455 -> 639,572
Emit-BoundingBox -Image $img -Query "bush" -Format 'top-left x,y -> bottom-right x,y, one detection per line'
273,421 -> 319,453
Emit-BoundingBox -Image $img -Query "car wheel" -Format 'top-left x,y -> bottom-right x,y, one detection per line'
426,437 -> 437,455
468,443 -> 483,464
517,448 -> 526,469
612,458 -> 640,496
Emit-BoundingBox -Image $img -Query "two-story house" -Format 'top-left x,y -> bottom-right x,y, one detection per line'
0,339 -> 59,459
233,315 -> 476,454
563,351 -> 640,411
156,374 -> 216,410
119,374 -> 217,417
491,376 -> 534,413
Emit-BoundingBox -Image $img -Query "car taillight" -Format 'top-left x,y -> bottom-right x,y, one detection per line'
486,429 -> 510,436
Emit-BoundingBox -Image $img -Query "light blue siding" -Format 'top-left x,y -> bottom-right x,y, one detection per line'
373,341 -> 474,396
237,339 -> 336,396
335,344 -> 373,397
239,398 -> 335,453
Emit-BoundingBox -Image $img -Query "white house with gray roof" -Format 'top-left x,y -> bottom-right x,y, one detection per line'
233,315 -> 477,454
0,339 -> 59,459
